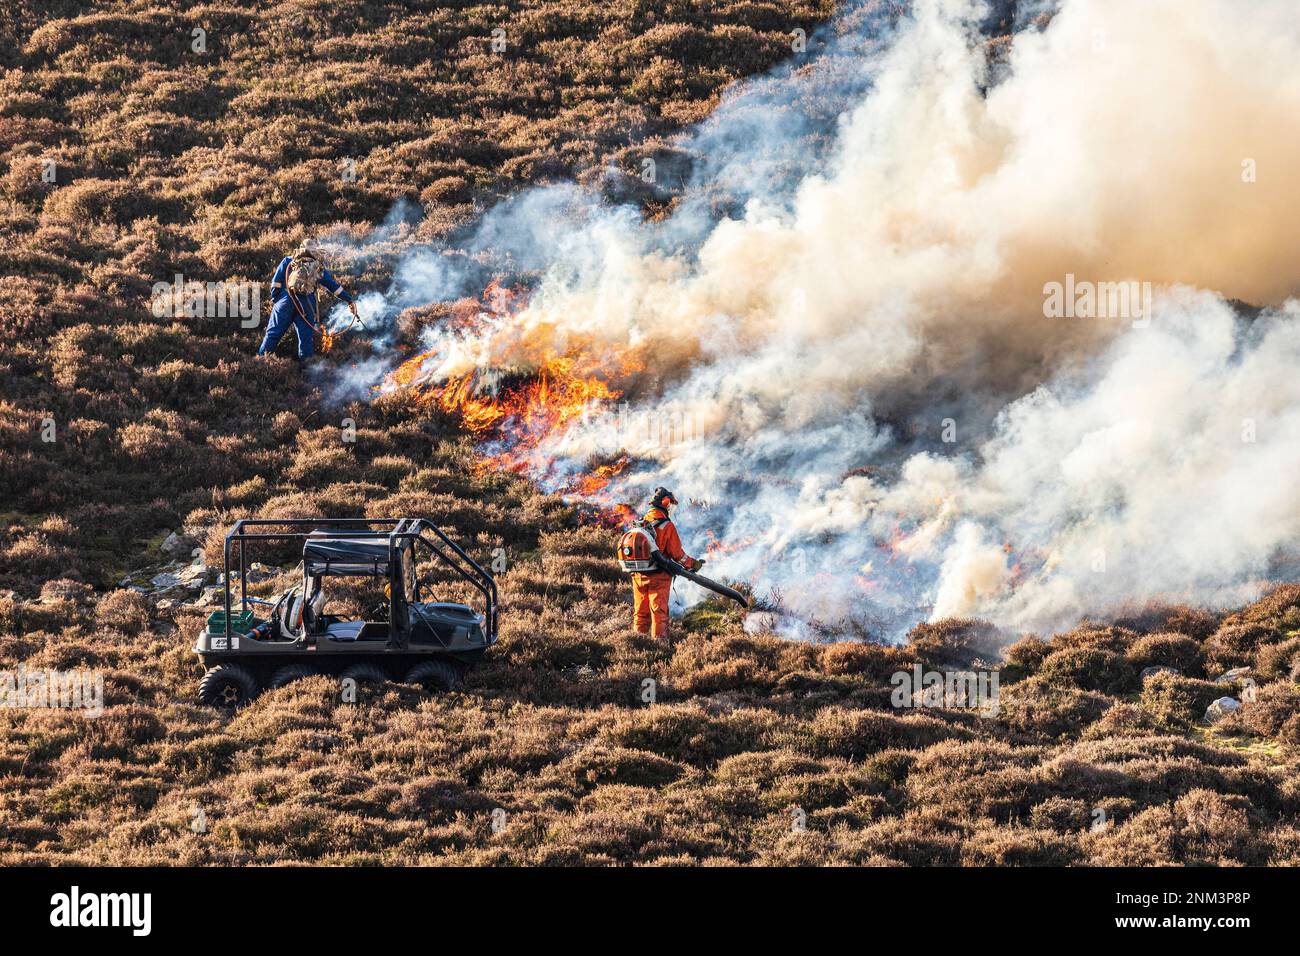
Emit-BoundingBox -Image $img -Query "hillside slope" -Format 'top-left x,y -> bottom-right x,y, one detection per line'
1,1 -> 1297,865
0,0 -> 833,589
4,529 -> 1300,864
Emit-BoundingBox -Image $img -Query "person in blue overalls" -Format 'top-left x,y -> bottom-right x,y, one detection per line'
257,240 -> 358,370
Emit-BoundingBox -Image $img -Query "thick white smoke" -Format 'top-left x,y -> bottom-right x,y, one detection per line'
347,0 -> 1300,638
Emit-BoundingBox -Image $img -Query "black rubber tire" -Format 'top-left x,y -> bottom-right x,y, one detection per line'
339,663 -> 388,685
405,659 -> 464,693
268,663 -> 318,690
198,664 -> 259,708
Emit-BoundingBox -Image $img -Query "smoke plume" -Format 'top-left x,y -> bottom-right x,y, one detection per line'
339,0 -> 1300,638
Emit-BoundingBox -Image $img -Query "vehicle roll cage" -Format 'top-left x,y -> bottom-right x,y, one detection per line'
221,517 -> 498,648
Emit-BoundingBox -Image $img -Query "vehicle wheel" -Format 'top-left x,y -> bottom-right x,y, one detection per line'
339,663 -> 388,686
198,664 -> 259,707
405,659 -> 464,693
268,663 -> 318,690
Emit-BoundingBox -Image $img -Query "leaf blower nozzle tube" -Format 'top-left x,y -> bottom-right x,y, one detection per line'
658,556 -> 750,608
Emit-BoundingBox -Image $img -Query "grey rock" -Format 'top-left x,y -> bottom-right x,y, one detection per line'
1140,665 -> 1181,681
178,564 -> 214,590
245,562 -> 276,583
1203,696 -> 1241,724
160,531 -> 197,554
1215,667 -> 1252,684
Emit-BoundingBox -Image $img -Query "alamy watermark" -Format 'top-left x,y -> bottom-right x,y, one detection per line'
151,274 -> 260,327
1043,273 -> 1152,328
50,886 -> 150,936
890,664 -> 999,716
581,401 -> 702,450
0,665 -> 104,717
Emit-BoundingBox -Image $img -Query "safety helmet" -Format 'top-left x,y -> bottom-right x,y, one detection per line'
650,487 -> 677,510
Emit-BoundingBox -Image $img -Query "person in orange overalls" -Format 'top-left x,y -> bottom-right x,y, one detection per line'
631,487 -> 703,639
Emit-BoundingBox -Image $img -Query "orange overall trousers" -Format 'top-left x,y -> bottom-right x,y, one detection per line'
632,572 -> 673,638
630,507 -> 697,638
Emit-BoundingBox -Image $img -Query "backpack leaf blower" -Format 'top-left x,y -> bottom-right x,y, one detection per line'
617,527 -> 749,608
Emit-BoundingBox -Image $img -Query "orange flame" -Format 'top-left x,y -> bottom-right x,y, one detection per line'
377,282 -> 647,525
387,348 -> 439,389
703,529 -> 755,557
574,454 -> 631,496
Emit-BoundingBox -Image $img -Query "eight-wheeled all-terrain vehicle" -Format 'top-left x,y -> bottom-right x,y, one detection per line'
194,518 -> 497,706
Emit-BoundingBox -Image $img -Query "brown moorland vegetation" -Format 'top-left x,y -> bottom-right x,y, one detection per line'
3,558 -> 1299,864
1,1 -> 1296,865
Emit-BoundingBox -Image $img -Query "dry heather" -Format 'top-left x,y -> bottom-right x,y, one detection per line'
3,545 -> 1300,864
1,2 -> 1297,865
0,0 -> 836,589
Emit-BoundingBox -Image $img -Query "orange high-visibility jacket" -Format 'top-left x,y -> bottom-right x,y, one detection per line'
642,507 -> 695,569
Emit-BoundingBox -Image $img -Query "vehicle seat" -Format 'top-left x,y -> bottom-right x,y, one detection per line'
324,620 -> 365,642
301,580 -> 325,633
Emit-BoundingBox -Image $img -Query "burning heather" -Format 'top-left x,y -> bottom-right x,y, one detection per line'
376,291 -> 639,517
343,0 -> 1300,639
